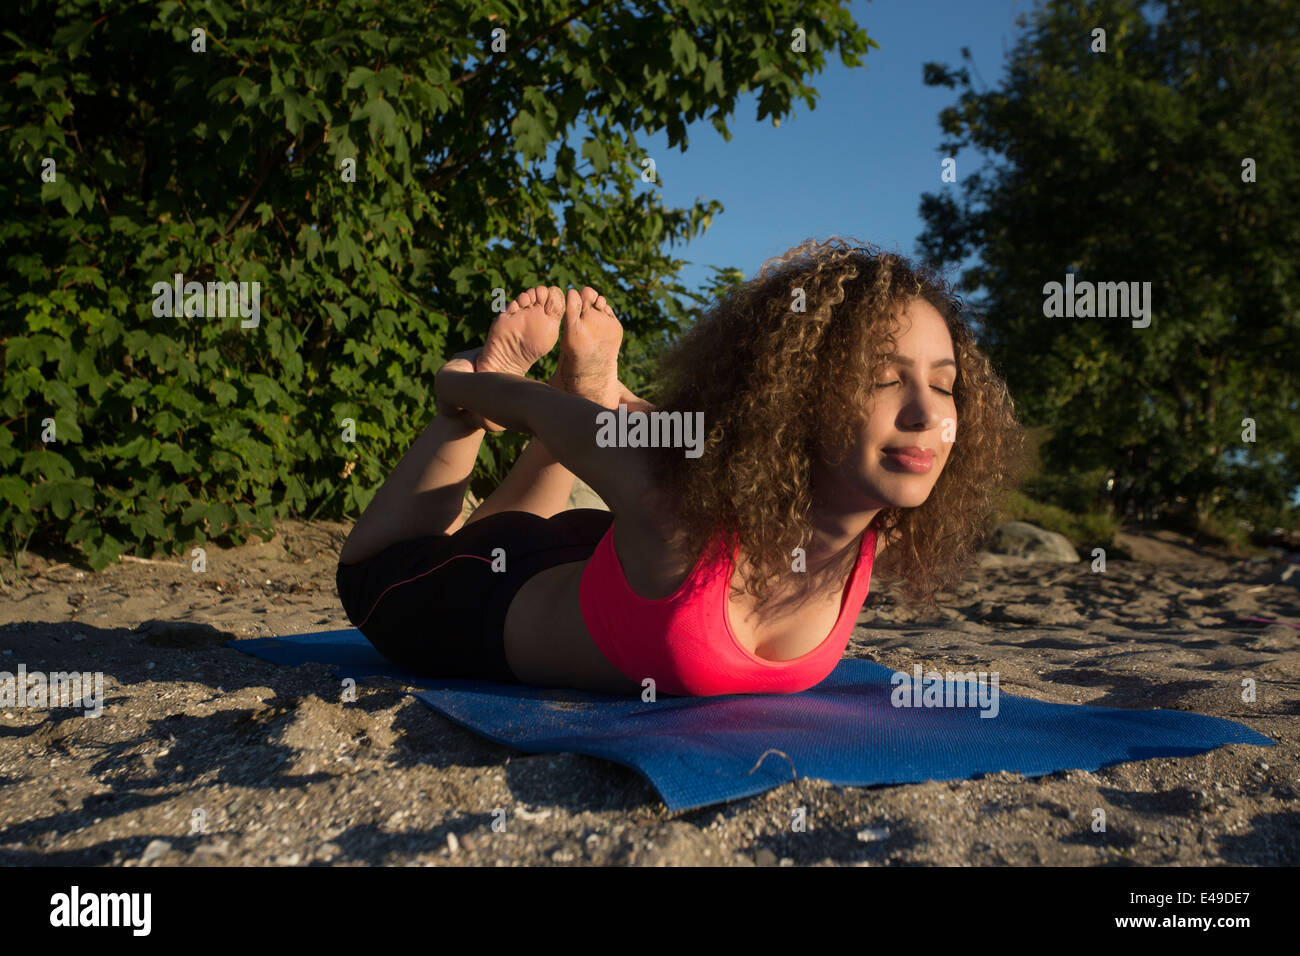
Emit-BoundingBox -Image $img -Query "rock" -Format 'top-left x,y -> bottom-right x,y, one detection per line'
193,840 -> 229,860
1257,563 -> 1299,586
567,477 -> 608,511
635,822 -> 713,866
140,839 -> 172,864
460,477 -> 607,521
976,552 -> 1038,569
856,826 -> 890,842
754,848 -> 778,867
985,521 -> 1079,563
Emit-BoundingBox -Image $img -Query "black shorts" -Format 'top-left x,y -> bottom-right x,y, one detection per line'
335,508 -> 615,683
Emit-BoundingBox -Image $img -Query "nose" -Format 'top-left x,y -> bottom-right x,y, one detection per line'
900,383 -> 949,432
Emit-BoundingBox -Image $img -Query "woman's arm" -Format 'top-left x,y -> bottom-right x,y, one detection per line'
436,363 -> 655,514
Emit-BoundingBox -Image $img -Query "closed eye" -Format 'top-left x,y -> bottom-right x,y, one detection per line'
874,380 -> 954,397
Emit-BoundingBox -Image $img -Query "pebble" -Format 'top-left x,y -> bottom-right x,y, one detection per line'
856,827 -> 890,842
194,840 -> 230,859
140,839 -> 172,864
446,832 -> 460,855
754,848 -> 778,866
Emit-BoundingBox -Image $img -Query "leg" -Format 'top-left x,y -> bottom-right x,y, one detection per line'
465,435 -> 577,525
335,507 -> 615,685
467,287 -> 626,524
340,285 -> 566,565
339,411 -> 484,565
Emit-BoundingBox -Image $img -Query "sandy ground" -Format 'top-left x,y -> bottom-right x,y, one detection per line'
0,519 -> 1296,867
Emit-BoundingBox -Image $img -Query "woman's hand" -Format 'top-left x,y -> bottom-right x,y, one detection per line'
435,348 -> 506,432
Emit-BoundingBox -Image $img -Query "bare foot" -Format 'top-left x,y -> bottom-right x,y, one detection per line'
615,379 -> 657,414
474,285 -> 564,429
552,287 -> 623,407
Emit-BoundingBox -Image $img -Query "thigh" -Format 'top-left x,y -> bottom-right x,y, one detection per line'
335,509 -> 615,682
335,511 -> 551,681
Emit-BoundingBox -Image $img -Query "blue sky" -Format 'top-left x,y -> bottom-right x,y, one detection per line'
631,0 -> 1030,295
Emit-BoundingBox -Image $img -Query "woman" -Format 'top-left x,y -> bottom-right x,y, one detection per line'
336,238 -> 1024,696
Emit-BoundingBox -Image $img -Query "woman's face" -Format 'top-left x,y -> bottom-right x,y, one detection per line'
815,297 -> 958,513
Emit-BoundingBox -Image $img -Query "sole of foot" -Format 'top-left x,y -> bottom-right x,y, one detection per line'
473,285 -> 564,430
554,287 -> 623,407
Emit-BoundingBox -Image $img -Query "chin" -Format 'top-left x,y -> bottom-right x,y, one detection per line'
870,480 -> 938,510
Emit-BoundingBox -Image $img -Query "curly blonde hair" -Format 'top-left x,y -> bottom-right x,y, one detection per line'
648,237 -> 1026,609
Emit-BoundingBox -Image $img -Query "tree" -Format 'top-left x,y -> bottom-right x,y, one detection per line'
1,0 -> 874,570
918,0 -> 1300,531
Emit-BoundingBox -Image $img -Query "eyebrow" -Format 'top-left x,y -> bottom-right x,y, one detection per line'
888,356 -> 958,369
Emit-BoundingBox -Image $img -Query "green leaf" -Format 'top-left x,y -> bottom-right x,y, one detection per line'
670,29 -> 698,72
512,110 -> 546,160
581,138 -> 610,174
52,20 -> 94,57
362,97 -> 398,142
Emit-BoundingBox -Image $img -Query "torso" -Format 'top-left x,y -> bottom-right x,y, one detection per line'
503,492 -> 867,695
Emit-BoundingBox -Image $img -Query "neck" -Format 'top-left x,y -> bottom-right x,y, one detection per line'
804,459 -> 884,570
808,504 -> 880,575
806,502 -> 878,567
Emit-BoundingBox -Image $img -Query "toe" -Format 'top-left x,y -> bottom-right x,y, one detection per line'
545,285 -> 566,317
564,286 -> 583,322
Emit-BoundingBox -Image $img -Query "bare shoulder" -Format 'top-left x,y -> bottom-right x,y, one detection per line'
607,479 -> 697,599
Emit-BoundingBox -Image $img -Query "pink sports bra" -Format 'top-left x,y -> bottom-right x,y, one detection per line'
578,523 -> 877,696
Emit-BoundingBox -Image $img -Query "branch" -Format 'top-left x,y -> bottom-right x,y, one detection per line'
66,126 -> 112,217
425,80 -> 565,193
219,133 -> 296,238
451,1 -> 601,88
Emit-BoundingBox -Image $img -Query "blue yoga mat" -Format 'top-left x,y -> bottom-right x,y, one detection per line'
233,628 -> 1275,813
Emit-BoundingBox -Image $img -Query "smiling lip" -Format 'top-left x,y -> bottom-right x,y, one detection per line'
882,446 -> 935,473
